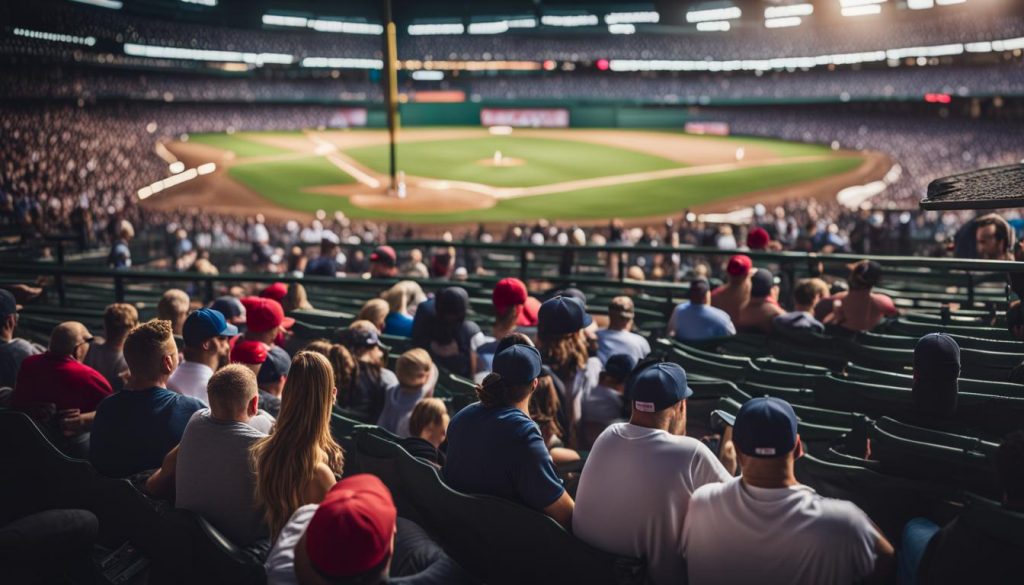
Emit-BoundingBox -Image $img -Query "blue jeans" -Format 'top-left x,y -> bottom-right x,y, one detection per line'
899,518 -> 941,585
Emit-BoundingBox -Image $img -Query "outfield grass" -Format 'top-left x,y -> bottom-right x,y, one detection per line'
343,136 -> 682,188
189,133 -> 294,158
229,157 -> 356,204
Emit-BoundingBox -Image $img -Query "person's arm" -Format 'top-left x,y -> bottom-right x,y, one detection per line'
145,446 -> 179,501
666,309 -> 679,337
863,528 -> 895,585
302,463 -> 338,505
542,491 -> 574,531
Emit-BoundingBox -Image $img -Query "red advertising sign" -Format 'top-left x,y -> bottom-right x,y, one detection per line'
480,108 -> 570,128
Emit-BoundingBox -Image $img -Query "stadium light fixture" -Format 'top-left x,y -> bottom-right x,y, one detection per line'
764,3 -> 814,18
696,21 -> 731,32
686,7 -> 741,23
608,24 -> 637,34
541,15 -> 599,27
411,70 -> 444,80
310,20 -> 383,34
301,57 -> 384,69
506,18 -> 537,28
907,0 -> 935,8
839,0 -> 886,6
14,28 -> 96,46
841,5 -> 883,16
604,11 -> 660,24
936,0 -> 966,4
407,23 -> 465,35
262,15 -> 308,27
468,21 -> 510,35
181,0 -> 217,6
124,43 -> 294,65
765,17 -> 802,28
69,0 -> 122,8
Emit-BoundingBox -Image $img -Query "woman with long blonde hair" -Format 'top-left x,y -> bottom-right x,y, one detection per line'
304,339 -> 358,409
251,351 -> 344,538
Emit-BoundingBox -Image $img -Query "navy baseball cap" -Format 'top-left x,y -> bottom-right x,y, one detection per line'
0,289 -> 20,317
604,353 -> 637,381
182,308 -> 239,347
258,346 -> 291,385
733,397 -> 799,458
436,287 -> 469,321
538,295 -> 592,337
339,327 -> 386,351
750,269 -> 774,298
492,344 -> 542,386
628,362 -> 692,413
913,333 -> 960,416
688,277 -> 711,301
211,296 -> 246,321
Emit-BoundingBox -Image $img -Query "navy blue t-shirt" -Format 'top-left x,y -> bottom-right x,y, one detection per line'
89,386 -> 206,477
443,403 -> 564,511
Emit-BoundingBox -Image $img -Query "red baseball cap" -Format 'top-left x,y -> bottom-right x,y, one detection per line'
493,278 -> 541,327
231,340 -> 267,365
369,246 -> 397,267
726,255 -> 753,277
259,282 -> 288,302
240,297 -> 295,334
746,227 -> 770,251
305,474 -> 397,579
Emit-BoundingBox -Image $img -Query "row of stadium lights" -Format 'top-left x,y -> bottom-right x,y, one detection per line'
70,0 -> 217,8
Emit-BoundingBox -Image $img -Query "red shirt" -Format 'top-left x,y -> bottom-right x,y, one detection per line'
12,352 -> 113,413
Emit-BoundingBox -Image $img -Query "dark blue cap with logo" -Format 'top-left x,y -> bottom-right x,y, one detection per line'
258,346 -> 292,385
628,362 -> 692,413
492,344 -> 542,386
0,289 -> 19,317
733,396 -> 799,458
182,308 -> 239,347
538,295 -> 593,337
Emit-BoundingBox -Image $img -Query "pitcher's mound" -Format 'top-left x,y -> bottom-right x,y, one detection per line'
349,186 -> 496,214
476,157 -> 526,167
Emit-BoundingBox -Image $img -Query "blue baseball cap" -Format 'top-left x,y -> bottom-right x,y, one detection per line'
182,308 -> 239,347
0,289 -> 20,317
733,397 -> 799,458
628,362 -> 692,413
492,344 -> 542,386
211,296 -> 246,321
538,295 -> 592,338
258,346 -> 291,385
604,353 -> 637,381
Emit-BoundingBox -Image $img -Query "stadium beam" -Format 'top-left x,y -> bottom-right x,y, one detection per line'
383,0 -> 399,193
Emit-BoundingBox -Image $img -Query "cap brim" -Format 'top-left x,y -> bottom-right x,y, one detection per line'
281,317 -> 296,329
681,385 -> 694,400
582,312 -> 593,328
221,323 -> 240,337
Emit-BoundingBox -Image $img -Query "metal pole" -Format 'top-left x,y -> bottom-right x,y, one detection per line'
383,0 -> 399,192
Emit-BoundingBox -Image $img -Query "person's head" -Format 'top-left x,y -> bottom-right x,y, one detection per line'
381,281 -> 426,317
319,236 -> 339,257
182,307 -> 239,364
211,296 -> 246,326
688,277 -> 711,305
733,396 -> 802,483
123,319 -> 179,387
725,254 -> 753,284
241,297 -> 294,344
294,474 -> 397,585
252,351 -> 344,537
49,321 -> 94,362
102,303 -> 138,344
119,219 -> 135,241
408,398 -> 449,448
283,283 -> 312,313
0,289 -> 20,339
627,361 -> 692,433
848,260 -> 882,291
996,430 -> 1024,511
340,320 -> 385,365
357,299 -> 389,333
257,342 -> 291,395
477,344 -> 543,408
207,364 -> 259,422
792,278 -> 829,312
749,268 -> 774,300
492,277 -> 530,328
537,295 -> 592,375
599,353 -> 637,390
1008,302 -> 1024,341
746,227 -> 770,251
231,339 -> 267,376
158,289 -> 190,335
396,348 -> 432,389
260,282 -> 288,303
912,333 -> 960,418
369,245 -> 398,278
608,296 -> 635,330
974,214 -> 1012,260
496,332 -> 535,352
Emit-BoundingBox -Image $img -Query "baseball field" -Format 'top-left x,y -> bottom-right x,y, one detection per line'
157,127 -> 884,224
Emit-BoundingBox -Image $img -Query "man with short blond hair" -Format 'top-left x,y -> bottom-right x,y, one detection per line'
85,303 -> 138,392
90,319 -> 205,477
158,289 -> 190,337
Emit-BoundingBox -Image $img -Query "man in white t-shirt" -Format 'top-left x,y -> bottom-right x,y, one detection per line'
596,296 -> 651,364
573,362 -> 732,585
682,397 -> 894,585
167,308 -> 236,404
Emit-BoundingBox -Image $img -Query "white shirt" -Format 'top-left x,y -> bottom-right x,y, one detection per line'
573,423 -> 731,585
167,361 -> 214,404
265,504 -> 317,585
682,478 -> 880,585
596,328 -> 651,364
564,357 -> 602,425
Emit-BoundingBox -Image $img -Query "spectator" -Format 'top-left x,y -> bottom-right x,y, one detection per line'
89,320 -> 205,478
911,333 -> 960,420
241,296 -> 294,368
144,365 -> 268,546
381,281 -> 425,338
376,348 -> 438,437
1007,302 -> 1024,342
257,343 -> 291,417
596,296 -> 651,364
282,283 -> 313,313
668,277 -> 736,342
574,362 -> 731,585
773,278 -> 829,335
339,321 -> 397,423
167,308 -> 238,404
824,260 -> 898,332
252,351 -> 344,538
158,289 -> 191,339
400,397 -> 449,467
401,248 -> 430,279
84,303 -> 138,392
973,214 -> 1014,260
579,353 -> 636,447
0,289 -> 43,389
711,254 -> 753,321
264,474 -> 471,585
444,344 -> 575,529
211,296 -> 246,328
357,298 -> 389,335
746,226 -> 772,251
901,430 -> 1024,585
231,339 -> 268,377
260,282 -> 288,304
736,269 -> 785,334
537,295 -> 602,432
108,220 -> 133,269
304,236 -> 341,276
475,278 -> 539,378
369,245 -> 398,279
682,397 -> 894,584
411,287 -> 485,379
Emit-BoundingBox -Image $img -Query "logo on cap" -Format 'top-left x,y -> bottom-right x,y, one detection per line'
634,401 -> 656,413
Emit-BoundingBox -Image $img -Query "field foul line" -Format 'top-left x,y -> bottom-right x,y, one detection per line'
304,133 -> 382,189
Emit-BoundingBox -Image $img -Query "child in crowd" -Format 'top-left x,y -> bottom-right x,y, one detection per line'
376,348 -> 439,437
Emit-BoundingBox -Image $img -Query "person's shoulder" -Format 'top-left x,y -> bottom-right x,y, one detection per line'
811,492 -> 873,525
690,476 -> 734,503
381,368 -> 399,386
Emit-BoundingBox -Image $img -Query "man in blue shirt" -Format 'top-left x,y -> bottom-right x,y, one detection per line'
90,319 -> 205,478
668,278 -> 736,343
443,344 -> 574,528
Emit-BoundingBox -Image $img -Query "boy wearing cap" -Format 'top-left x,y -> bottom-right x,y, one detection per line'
736,268 -> 784,334
682,397 -> 894,585
574,362 -> 731,585
596,297 -> 651,364
444,344 -> 575,529
668,278 -> 736,343
0,289 -> 43,388
711,255 -> 753,322
167,308 -> 238,405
